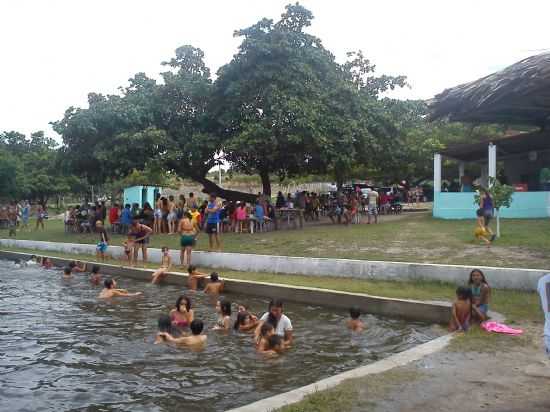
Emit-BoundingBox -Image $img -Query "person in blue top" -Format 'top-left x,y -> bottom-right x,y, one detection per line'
254,200 -> 265,229
120,204 -> 133,234
205,193 -> 222,251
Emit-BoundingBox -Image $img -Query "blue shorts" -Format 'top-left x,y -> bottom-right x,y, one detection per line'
96,242 -> 108,253
478,304 -> 489,314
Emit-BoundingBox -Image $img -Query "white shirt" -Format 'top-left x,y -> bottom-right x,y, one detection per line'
260,313 -> 293,337
537,273 -> 550,338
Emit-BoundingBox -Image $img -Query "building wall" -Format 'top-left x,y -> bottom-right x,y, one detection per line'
502,150 -> 550,190
123,186 -> 142,207
433,191 -> 550,219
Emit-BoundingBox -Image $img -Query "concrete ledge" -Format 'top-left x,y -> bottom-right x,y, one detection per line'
227,334 -> 453,412
0,250 -> 451,324
0,239 -> 545,291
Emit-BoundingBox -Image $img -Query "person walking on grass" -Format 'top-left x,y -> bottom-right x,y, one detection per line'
205,193 -> 222,251
479,188 -> 496,241
35,204 -> 46,230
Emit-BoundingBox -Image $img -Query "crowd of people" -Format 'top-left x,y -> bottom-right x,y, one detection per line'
0,200 -> 46,234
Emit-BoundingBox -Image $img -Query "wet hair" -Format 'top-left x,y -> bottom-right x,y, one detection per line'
210,272 -> 219,282
104,278 -> 114,289
68,261 -> 77,268
349,307 -> 361,319
175,295 -> 191,312
260,322 -> 274,337
468,269 -> 489,287
267,299 -> 284,328
267,334 -> 283,350
188,265 -> 196,274
456,286 -> 472,300
190,319 -> 204,335
219,300 -> 231,316
91,265 -> 100,274
158,314 -> 179,336
234,312 -> 250,330
476,208 -> 484,217
63,267 -> 71,275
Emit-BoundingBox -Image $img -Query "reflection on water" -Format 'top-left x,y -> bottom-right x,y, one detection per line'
0,260 -> 441,411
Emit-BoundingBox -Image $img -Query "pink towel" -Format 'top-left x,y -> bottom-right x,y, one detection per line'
481,321 -> 523,335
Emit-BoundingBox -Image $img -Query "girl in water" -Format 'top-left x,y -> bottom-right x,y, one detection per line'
151,247 -> 172,284
203,272 -> 224,295
213,300 -> 232,330
468,269 -> 491,321
99,278 -> 142,298
154,314 -> 181,344
158,319 -> 207,347
255,323 -> 275,352
233,311 -> 259,332
187,265 -> 208,290
170,295 -> 194,329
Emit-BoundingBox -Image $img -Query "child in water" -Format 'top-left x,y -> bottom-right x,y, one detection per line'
158,319 -> 207,347
170,295 -> 194,329
203,272 -> 224,295
449,286 -> 472,332
42,257 -> 53,269
99,278 -> 142,298
256,323 -> 275,351
262,334 -> 285,356
69,260 -> 86,273
90,265 -> 102,285
347,307 -> 365,332
187,265 -> 208,290
234,311 -> 259,332
213,300 -> 232,330
63,267 -> 72,278
151,247 -> 172,284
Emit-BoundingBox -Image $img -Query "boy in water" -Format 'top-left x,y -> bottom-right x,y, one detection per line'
449,286 -> 472,332
158,319 -> 207,347
96,220 -> 109,261
63,267 -> 72,278
203,272 -> 224,295
262,334 -> 285,356
69,261 -> 86,273
187,265 -> 208,290
474,208 -> 492,247
151,246 -> 172,284
347,307 -> 365,332
99,278 -> 142,298
90,265 -> 102,285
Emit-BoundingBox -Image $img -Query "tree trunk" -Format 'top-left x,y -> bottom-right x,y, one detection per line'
496,208 -> 501,238
259,170 -> 271,196
193,175 -> 258,203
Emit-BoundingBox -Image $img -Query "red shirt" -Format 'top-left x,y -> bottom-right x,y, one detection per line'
109,207 -> 120,224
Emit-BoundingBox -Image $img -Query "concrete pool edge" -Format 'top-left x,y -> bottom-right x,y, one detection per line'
0,238 -> 543,290
227,334 -> 453,412
0,249 -> 451,324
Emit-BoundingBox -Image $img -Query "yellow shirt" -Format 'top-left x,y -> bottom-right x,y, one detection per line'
190,211 -> 201,226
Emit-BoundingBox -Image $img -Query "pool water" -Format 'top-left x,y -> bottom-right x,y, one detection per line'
0,260 -> 441,411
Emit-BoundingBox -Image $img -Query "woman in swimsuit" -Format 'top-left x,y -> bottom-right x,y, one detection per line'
178,211 -> 197,267
170,295 -> 194,329
213,300 -> 232,331
128,218 -> 153,264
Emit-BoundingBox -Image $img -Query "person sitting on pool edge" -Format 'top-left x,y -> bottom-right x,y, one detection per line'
158,319 -> 207,347
187,265 -> 208,290
99,278 -> 142,298
203,272 -> 224,295
449,286 -> 472,332
347,307 -> 365,332
151,246 -> 172,284
255,299 -> 293,345
468,269 -> 491,322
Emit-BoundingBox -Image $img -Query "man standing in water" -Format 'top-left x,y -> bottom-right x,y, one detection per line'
205,193 -> 222,251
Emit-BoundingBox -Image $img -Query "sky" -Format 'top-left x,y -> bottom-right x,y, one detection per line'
1,0 -> 549,138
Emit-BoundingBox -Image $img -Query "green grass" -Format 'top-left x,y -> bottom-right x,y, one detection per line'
4,213 -> 550,269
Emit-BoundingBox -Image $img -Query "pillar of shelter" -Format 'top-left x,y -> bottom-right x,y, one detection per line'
488,143 -> 497,186
434,153 -> 442,193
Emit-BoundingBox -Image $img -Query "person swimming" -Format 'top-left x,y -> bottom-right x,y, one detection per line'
213,300 -> 232,330
347,307 -> 365,332
63,267 -> 72,277
155,314 -> 182,344
170,295 -> 194,328
203,272 -> 224,295
69,261 -> 86,273
261,334 -> 285,356
234,311 -> 259,332
98,278 -> 142,298
187,265 -> 208,290
157,319 -> 207,347
255,322 -> 275,351
90,265 -> 102,285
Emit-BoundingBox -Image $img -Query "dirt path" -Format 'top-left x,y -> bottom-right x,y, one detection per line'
351,330 -> 550,412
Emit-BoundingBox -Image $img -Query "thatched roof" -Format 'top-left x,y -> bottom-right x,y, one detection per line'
429,53 -> 550,127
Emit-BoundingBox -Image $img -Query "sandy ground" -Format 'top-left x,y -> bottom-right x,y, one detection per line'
351,329 -> 550,412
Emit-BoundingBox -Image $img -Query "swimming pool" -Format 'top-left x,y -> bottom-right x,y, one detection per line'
0,260 -> 441,411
